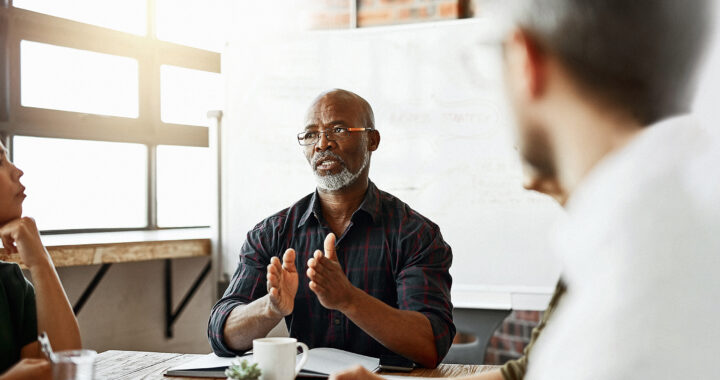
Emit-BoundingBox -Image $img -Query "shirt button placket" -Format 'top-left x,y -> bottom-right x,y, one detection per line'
333,314 -> 345,347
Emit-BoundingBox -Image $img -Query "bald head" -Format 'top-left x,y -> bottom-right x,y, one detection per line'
302,89 -> 381,193
306,89 -> 375,131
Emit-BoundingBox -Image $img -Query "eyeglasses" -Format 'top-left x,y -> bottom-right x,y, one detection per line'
297,127 -> 374,146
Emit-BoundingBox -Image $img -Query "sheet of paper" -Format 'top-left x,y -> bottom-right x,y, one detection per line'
167,352 -> 247,371
302,348 -> 379,375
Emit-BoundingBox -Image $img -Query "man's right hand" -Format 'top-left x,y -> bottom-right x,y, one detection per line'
266,248 -> 298,317
0,358 -> 51,380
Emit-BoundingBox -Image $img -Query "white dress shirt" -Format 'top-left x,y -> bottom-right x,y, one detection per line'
526,115 -> 720,380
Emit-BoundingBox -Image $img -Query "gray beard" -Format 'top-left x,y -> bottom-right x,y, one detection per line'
313,152 -> 370,191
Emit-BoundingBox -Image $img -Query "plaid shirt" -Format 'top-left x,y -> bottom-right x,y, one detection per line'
208,181 -> 455,364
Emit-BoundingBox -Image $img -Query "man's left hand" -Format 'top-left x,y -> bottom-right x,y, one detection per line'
307,233 -> 359,311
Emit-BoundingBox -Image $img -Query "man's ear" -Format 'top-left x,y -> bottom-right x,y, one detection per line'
368,130 -> 380,152
505,29 -> 546,101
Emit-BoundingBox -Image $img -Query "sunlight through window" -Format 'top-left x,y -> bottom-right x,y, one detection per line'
160,65 -> 223,126
13,137 -> 148,231
21,41 -> 139,117
13,0 -> 147,35
157,145 -> 213,227
155,0 -> 230,52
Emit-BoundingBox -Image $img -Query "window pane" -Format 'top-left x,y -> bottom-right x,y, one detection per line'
12,136 -> 147,231
13,0 -> 146,35
155,0 -> 230,52
21,41 -> 139,118
156,145 -> 212,227
160,65 -> 223,126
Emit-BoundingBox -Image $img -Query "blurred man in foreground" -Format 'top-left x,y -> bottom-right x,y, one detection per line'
332,0 -> 718,379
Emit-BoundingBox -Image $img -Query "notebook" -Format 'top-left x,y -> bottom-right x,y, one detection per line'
165,348 -> 380,378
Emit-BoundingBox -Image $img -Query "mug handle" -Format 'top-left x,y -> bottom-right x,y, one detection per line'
294,342 -> 310,376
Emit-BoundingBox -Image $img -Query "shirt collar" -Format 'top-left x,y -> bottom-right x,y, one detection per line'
298,180 -> 382,229
357,181 -> 381,225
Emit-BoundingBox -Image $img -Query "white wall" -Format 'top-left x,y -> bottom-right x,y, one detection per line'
222,19 -> 565,311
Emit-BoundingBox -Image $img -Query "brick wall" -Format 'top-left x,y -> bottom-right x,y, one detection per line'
302,0 -> 476,30
358,0 -> 464,27
301,0 -> 354,30
484,311 -> 542,365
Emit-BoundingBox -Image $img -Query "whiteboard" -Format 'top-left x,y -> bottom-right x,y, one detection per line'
221,18 -> 564,310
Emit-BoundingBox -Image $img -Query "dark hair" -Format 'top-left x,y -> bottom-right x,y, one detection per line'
512,0 -> 714,125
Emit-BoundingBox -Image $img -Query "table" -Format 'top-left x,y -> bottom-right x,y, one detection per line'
0,230 -> 211,269
95,350 -> 500,380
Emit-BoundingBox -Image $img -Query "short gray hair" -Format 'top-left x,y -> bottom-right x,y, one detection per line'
510,0 -> 714,125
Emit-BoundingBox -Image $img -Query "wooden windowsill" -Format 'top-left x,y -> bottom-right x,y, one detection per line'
0,228 -> 212,269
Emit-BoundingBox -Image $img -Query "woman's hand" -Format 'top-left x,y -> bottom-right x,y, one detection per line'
0,358 -> 51,380
1,216 -> 82,351
0,217 -> 49,268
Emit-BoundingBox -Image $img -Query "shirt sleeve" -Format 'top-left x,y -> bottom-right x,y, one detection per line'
15,265 -> 38,350
396,219 -> 455,366
500,281 -> 566,380
207,219 -> 280,356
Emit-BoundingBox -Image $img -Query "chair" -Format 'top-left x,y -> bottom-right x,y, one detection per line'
442,308 -> 510,364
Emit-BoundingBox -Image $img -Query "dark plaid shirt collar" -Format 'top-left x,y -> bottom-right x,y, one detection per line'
298,180 -> 381,229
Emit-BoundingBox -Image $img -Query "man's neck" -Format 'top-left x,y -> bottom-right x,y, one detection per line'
317,176 -> 370,235
552,103 -> 643,197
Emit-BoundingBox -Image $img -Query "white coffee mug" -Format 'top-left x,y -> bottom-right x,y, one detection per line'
253,337 -> 309,380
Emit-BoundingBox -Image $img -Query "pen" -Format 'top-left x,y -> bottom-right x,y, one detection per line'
38,331 -> 56,362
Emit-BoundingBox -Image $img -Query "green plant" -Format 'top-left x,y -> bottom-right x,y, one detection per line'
225,359 -> 261,380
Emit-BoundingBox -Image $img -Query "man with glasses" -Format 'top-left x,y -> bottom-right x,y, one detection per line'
208,89 -> 455,367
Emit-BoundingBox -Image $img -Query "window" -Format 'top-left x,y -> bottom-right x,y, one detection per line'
156,145 -> 213,228
1,1 -> 225,232
13,0 -> 147,35
13,137 -> 147,231
21,41 -> 139,117
155,0 -> 230,52
160,65 -> 223,126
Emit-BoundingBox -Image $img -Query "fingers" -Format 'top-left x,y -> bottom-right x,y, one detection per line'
308,280 -> 326,294
306,265 -> 327,283
267,274 -> 277,294
324,233 -> 337,261
282,249 -> 297,273
0,233 -> 16,253
308,250 -> 322,268
268,286 -> 279,298
267,249 -> 296,294
307,249 -> 335,283
0,223 -> 16,253
21,217 -> 38,230
267,256 -> 282,291
267,257 -> 281,277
